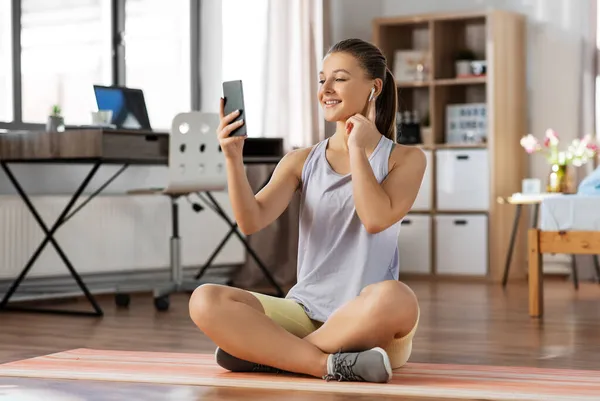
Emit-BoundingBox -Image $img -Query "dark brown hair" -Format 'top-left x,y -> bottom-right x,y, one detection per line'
327,38 -> 398,142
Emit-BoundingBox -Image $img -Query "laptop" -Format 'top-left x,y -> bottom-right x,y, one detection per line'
93,85 -> 152,131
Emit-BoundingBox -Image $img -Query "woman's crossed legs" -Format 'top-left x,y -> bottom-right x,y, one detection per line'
188,280 -> 419,383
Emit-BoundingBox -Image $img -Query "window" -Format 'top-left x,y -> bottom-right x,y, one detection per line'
124,0 -> 191,130
20,0 -> 112,124
0,0 -> 199,129
221,0 -> 269,137
0,0 -> 13,121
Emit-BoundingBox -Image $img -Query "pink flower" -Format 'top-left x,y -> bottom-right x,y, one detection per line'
520,134 -> 540,154
545,129 -> 559,146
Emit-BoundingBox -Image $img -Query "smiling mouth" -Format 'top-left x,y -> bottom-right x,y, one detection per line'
323,100 -> 341,108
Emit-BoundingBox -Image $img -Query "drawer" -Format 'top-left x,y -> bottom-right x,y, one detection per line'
436,149 -> 489,211
412,150 -> 432,211
398,215 -> 431,274
435,214 -> 487,275
102,132 -> 169,163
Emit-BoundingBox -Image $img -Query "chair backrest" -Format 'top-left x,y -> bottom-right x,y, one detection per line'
165,112 -> 227,194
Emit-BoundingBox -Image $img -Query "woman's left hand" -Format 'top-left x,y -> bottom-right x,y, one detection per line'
346,102 -> 380,151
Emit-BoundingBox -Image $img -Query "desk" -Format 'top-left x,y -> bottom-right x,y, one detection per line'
0,129 -> 284,316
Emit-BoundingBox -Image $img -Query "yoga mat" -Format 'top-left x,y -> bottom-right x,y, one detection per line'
1,349 -> 599,401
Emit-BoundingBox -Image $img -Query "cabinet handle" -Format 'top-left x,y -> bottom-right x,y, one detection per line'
401,219 -> 412,225
453,220 -> 468,225
456,155 -> 469,160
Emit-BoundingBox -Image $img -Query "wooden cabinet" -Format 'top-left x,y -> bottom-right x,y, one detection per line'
374,10 -> 527,281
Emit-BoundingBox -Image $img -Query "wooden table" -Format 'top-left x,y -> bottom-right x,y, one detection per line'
0,128 -> 284,317
499,193 -> 600,318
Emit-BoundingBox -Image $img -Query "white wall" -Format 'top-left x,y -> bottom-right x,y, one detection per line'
330,0 -> 383,43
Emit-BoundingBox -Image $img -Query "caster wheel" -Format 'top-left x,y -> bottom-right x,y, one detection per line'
115,293 -> 130,308
154,295 -> 170,311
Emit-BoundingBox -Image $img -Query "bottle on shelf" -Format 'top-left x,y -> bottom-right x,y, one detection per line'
396,109 -> 422,145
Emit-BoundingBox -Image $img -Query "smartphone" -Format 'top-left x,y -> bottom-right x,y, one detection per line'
222,80 -> 247,137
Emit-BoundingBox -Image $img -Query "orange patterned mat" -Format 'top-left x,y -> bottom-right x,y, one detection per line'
1,349 -> 599,400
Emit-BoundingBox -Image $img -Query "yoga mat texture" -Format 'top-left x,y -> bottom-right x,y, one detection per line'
1,349 -> 599,400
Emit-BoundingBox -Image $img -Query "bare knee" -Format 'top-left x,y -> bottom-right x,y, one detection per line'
188,284 -> 223,328
361,280 -> 419,338
188,284 -> 263,330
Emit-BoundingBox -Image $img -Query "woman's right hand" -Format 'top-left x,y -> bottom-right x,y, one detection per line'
217,97 -> 246,161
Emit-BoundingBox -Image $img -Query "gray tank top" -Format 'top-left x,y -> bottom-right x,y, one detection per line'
286,136 -> 401,322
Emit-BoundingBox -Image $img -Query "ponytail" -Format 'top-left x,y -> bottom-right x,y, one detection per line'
375,67 -> 398,142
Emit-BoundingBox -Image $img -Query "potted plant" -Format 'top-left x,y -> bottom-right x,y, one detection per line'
520,129 -> 598,193
46,104 -> 65,132
454,49 -> 476,77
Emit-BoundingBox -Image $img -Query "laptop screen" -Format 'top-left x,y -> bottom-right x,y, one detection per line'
93,85 -> 152,130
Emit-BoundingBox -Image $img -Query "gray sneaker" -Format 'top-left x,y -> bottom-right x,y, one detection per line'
214,347 -> 284,374
323,347 -> 392,383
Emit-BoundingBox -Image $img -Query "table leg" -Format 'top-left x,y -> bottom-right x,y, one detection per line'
502,204 -> 522,287
593,255 -> 600,284
528,228 -> 543,317
0,162 -> 129,317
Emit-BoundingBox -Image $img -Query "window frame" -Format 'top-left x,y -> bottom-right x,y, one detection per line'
0,0 -> 201,130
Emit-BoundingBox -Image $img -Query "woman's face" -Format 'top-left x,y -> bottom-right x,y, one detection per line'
318,52 -> 377,123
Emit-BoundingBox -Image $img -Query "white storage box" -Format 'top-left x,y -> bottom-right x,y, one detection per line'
436,149 -> 489,211
435,214 -> 487,275
397,214 -> 431,274
411,150 -> 433,211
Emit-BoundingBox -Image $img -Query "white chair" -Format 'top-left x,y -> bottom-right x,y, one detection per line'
115,111 -> 227,311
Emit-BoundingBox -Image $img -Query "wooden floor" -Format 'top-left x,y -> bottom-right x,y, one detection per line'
1,280 -> 599,400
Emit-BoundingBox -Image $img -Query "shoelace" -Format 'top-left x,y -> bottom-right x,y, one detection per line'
323,352 -> 363,382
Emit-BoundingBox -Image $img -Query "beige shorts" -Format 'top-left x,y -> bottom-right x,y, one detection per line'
249,291 -> 418,370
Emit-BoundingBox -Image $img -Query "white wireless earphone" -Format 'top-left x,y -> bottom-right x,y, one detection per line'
368,87 -> 375,102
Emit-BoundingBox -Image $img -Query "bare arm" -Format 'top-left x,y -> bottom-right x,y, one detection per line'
349,145 -> 426,234
226,148 -> 310,235
217,98 -> 311,235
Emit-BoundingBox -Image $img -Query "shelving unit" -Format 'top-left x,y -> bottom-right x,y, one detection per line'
373,10 -> 527,282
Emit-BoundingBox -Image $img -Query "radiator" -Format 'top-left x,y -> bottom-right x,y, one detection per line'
0,194 -> 245,281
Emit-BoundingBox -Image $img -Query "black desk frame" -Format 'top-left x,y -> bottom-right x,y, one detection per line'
0,158 -> 284,317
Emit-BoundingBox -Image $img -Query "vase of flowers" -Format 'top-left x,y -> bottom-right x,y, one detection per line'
520,129 -> 598,193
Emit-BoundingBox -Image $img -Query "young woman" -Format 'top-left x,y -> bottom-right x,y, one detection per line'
189,38 -> 426,384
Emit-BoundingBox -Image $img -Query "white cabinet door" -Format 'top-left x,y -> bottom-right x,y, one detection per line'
436,149 -> 489,211
435,214 -> 488,275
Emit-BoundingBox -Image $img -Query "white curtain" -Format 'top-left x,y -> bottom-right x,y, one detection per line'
222,0 -> 327,289
261,0 -> 325,150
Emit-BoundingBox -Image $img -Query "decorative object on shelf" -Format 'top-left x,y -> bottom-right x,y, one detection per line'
396,110 -> 422,145
446,103 -> 487,144
46,105 -> 65,133
421,112 -> 432,145
455,49 -> 475,77
454,49 -> 486,78
520,129 -> 598,193
393,50 -> 430,83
